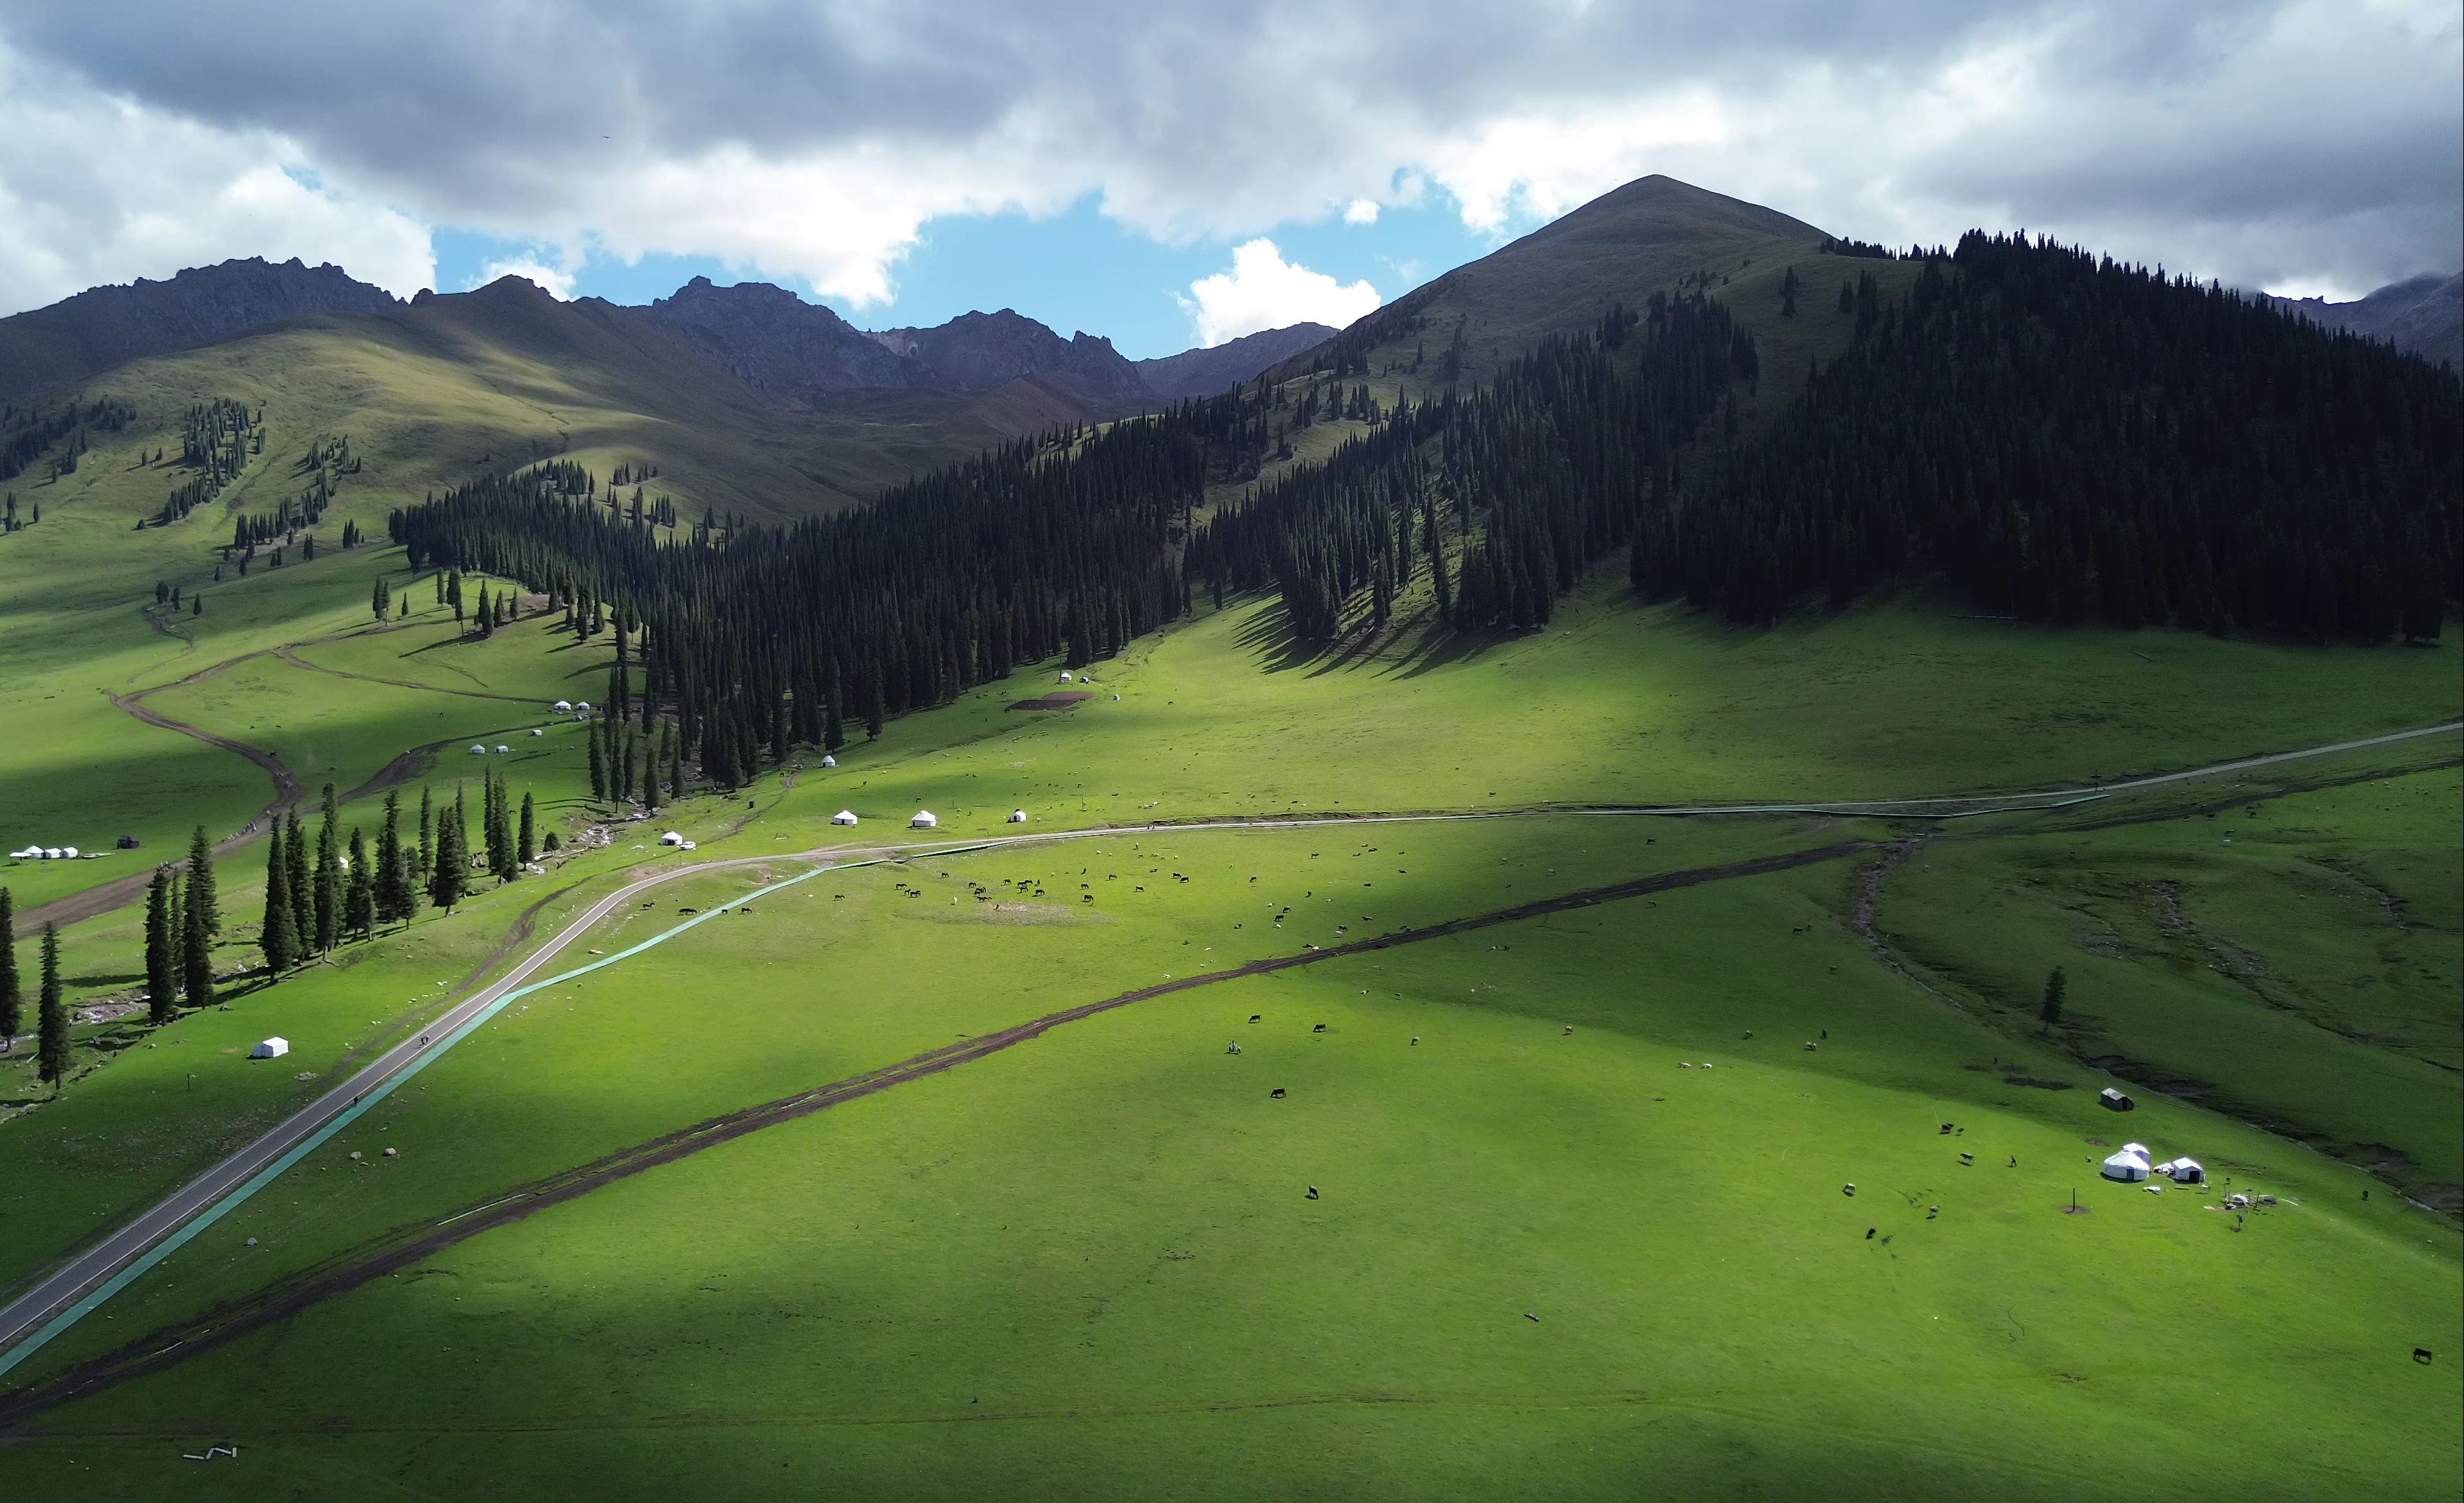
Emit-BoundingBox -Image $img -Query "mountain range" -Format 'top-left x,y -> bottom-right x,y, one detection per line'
2266,273 -> 2461,369
0,260 -> 1327,414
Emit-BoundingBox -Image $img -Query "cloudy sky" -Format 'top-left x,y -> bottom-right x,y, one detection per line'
0,0 -> 2455,358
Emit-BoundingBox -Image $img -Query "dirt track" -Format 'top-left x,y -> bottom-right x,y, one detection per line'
0,838 -> 1864,1426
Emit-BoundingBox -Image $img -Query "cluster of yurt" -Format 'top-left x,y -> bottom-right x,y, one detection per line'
10,844 -> 81,859
2101,1141 -> 2205,1185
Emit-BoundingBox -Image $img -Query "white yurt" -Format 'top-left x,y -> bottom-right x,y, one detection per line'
1059,671 -> 1074,683
42,848 -> 63,860
659,831 -> 685,847
495,745 -> 510,754
820,755 -> 837,768
251,1037 -> 290,1060
2101,1147 -> 2151,1183
1008,810 -> 1028,823
61,846 -> 78,859
577,701 -> 593,713
553,700 -> 574,711
832,810 -> 860,827
910,810 -> 938,829
469,743 -> 487,755
530,728 -> 544,737
2167,1157 -> 2206,1186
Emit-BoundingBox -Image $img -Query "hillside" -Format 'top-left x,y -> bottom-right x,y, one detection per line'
2269,271 -> 2462,369
0,258 -> 402,406
1135,322 -> 1335,398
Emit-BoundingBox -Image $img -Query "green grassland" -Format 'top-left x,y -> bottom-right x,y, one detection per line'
1876,768 -> 2464,1209
8,836 -> 2454,1502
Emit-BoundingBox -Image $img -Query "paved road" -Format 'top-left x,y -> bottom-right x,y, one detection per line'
2,716 -> 2456,1369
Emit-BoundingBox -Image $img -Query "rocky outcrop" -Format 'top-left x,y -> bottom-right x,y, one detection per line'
874,309 -> 1151,408
0,257 -> 402,403
640,277 -> 910,399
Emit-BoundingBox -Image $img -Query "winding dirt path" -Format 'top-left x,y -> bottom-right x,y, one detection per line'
0,839 -> 1863,1424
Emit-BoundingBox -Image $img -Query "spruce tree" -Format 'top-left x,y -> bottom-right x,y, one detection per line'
518,792 -> 537,866
184,825 -> 220,935
346,828 -> 375,939
2039,967 -> 2067,1035
315,783 -> 341,955
430,788 -> 467,913
417,787 -> 434,886
146,867 -> 180,1023
182,874 -> 215,1007
376,790 -> 413,928
38,923 -> 68,1089
284,808 -> 311,941
260,824 -> 296,973
0,886 -> 19,1047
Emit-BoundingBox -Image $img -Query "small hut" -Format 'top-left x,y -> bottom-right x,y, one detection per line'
553,700 -> 574,712
820,755 -> 837,768
910,810 -> 938,829
2099,1087 -> 2135,1112
469,743 -> 487,756
658,832 -> 685,847
2165,1157 -> 2206,1186
832,810 -> 860,827
1008,810 -> 1028,823
250,1037 -> 290,1060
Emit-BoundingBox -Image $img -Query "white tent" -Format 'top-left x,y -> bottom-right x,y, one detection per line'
577,701 -> 593,712
469,743 -> 487,755
2101,1147 -> 2151,1183
553,700 -> 573,711
1059,671 -> 1073,683
530,728 -> 544,737
658,832 -> 684,846
42,848 -> 62,860
251,1037 -> 290,1060
832,810 -> 860,827
820,755 -> 837,768
910,810 -> 938,829
60,846 -> 78,859
495,745 -> 510,754
1008,810 -> 1028,823
2167,1157 -> 2206,1185
8,847 -> 35,859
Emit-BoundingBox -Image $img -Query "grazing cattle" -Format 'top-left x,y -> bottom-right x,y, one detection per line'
1958,1153 -> 1975,1166
1940,1123 -> 1954,1134
1312,1023 -> 1327,1033
1927,1204 -> 1941,1218
1843,1183 -> 1857,1196
1248,1014 -> 1261,1024
1409,1037 -> 1420,1046
1270,1088 -> 1286,1099
1225,1041 -> 1242,1056
1865,1227 -> 1876,1239
2415,1348 -> 2435,1365
1305,1186 -> 1320,1200
1803,1042 -> 1819,1051
1563,1025 -> 1574,1035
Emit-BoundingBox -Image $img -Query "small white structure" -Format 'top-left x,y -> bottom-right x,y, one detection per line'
832,810 -> 860,827
820,755 -> 837,768
658,831 -> 685,847
7,846 -> 35,859
42,848 -> 63,860
530,728 -> 544,737
60,846 -> 78,859
2101,1146 -> 2151,1183
679,839 -> 697,850
1059,671 -> 1074,683
1008,810 -> 1028,824
2165,1157 -> 2206,1186
495,745 -> 510,754
910,810 -> 938,829
577,701 -> 593,713
553,700 -> 574,712
251,1037 -> 290,1060
469,743 -> 487,755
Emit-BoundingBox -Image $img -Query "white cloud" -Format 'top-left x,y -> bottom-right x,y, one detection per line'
0,2 -> 2454,317
0,37 -> 432,314
1178,239 -> 1380,347
1342,198 -> 1380,225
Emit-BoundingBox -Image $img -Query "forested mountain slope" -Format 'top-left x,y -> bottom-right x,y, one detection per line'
390,222 -> 2460,803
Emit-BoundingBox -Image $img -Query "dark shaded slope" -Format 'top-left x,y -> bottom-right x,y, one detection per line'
2269,273 -> 2461,369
